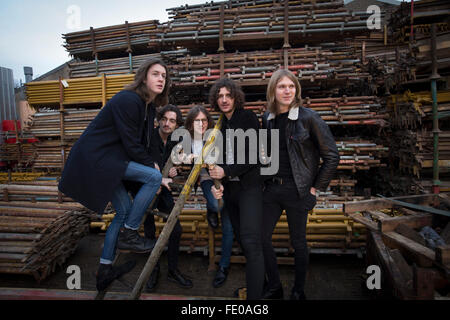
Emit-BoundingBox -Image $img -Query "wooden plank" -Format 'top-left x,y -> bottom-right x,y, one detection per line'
436,245 -> 450,267
347,213 -> 378,231
344,194 -> 439,214
344,198 -> 391,214
368,231 -> 412,299
389,249 -> 413,285
367,210 -> 391,220
441,222 -> 450,245
380,214 -> 432,233
382,231 -> 435,267
394,224 -> 427,246
413,266 -> 435,300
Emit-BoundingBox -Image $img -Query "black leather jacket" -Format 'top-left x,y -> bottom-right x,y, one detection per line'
262,105 -> 339,196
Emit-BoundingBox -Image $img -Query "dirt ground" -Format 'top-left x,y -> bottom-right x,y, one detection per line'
0,232 -> 374,300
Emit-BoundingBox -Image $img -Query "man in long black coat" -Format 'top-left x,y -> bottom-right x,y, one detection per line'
59,58 -> 172,291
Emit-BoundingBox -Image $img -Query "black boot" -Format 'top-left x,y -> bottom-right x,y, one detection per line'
206,209 -> 219,229
96,260 -> 136,292
263,285 -> 284,299
213,266 -> 229,288
167,269 -> 193,289
117,227 -> 155,253
145,263 -> 160,292
290,289 -> 306,300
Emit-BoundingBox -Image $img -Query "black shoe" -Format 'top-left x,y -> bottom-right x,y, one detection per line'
290,289 -> 306,300
145,264 -> 160,292
263,285 -> 284,299
206,209 -> 219,229
168,269 -> 193,289
96,260 -> 136,292
213,266 -> 229,288
117,227 -> 155,253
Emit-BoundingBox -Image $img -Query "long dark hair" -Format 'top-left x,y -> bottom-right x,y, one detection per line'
125,58 -> 171,106
208,78 -> 245,112
184,105 -> 214,138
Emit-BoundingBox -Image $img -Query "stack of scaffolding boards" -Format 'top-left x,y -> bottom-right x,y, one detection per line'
25,109 -> 101,171
63,20 -> 160,60
25,75 -> 134,108
158,0 -> 370,52
386,0 -> 450,84
170,46 -> 369,87
89,165 -> 367,255
68,45 -> 369,88
388,0 -> 450,44
178,95 -> 388,125
0,143 -> 36,169
68,50 -> 188,78
0,181 -> 92,281
386,90 -> 450,182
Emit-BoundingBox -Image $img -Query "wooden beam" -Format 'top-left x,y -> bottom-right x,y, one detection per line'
394,223 -> 427,246
368,231 -> 413,299
379,214 -> 432,233
347,213 -> 378,231
382,231 -> 435,267
436,245 -> 450,267
344,194 -> 439,214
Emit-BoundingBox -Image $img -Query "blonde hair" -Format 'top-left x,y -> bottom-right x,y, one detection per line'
266,69 -> 302,114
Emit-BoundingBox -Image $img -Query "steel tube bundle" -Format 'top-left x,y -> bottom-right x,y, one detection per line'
0,180 -> 91,281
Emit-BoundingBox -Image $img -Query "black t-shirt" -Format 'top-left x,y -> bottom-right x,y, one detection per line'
273,112 -> 293,179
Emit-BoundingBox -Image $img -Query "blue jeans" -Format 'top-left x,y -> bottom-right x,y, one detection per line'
201,180 -> 233,268
100,161 -> 162,264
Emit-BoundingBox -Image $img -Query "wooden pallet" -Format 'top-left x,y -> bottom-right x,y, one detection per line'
344,194 -> 450,299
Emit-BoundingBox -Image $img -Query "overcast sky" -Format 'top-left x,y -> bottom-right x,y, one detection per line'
0,0 -> 207,84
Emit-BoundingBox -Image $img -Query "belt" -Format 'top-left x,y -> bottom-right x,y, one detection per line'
267,176 -> 294,185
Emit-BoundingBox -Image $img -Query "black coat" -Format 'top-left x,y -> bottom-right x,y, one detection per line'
262,105 -> 339,196
217,108 -> 261,188
58,90 -> 157,213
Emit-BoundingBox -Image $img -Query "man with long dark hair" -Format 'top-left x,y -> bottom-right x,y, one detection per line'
59,58 -> 172,291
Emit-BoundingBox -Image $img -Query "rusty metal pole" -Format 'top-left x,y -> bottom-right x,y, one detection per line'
218,4 -> 225,78
430,23 -> 441,194
283,0 -> 291,69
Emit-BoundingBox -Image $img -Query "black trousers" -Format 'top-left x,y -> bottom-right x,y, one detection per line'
261,180 -> 316,294
143,187 -> 182,272
224,181 -> 265,300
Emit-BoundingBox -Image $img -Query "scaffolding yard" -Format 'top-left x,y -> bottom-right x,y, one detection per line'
1,0 -> 449,301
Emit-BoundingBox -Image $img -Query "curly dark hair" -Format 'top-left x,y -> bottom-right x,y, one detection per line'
156,104 -> 183,127
208,78 -> 245,112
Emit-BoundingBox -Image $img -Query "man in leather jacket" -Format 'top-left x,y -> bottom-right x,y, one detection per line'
261,69 -> 339,300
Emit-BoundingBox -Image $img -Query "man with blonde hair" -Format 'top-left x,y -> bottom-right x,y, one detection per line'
261,69 -> 339,300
